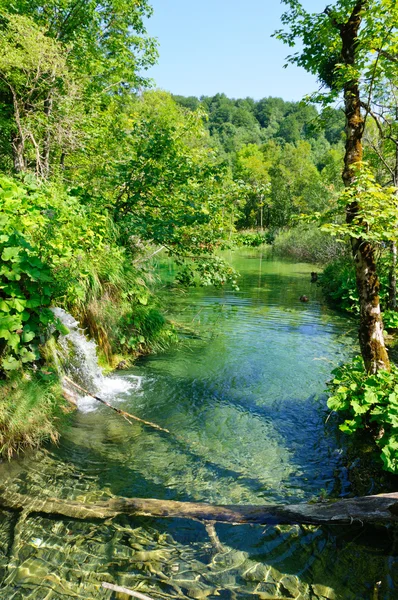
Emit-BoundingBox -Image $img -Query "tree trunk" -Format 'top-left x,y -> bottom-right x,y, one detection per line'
389,130 -> 398,310
12,135 -> 25,173
42,91 -> 54,178
339,1 -> 390,373
1,488 -> 398,526
9,85 -> 26,173
389,242 -> 397,310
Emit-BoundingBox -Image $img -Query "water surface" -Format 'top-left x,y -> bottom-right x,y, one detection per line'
0,250 -> 397,600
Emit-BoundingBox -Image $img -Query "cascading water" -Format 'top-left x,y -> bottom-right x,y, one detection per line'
51,307 -> 141,412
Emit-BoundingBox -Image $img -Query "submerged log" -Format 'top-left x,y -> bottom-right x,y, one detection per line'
1,488 -> 398,526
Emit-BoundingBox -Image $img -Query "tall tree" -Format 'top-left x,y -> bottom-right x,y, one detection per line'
277,0 -> 397,373
0,14 -> 75,175
0,1 -> 157,176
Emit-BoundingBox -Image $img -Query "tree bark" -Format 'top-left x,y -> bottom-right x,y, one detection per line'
339,1 -> 390,373
389,129 -> 398,310
42,90 -> 54,178
389,242 -> 397,310
1,488 -> 398,526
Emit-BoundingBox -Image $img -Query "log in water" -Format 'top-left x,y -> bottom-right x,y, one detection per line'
1,487 -> 398,526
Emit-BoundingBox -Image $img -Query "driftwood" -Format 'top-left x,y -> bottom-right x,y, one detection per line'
63,376 -> 170,434
1,487 -> 398,526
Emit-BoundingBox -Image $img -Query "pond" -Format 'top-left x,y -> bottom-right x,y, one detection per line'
0,249 -> 397,600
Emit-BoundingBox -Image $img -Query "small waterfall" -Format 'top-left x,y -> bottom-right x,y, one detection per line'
52,308 -> 141,412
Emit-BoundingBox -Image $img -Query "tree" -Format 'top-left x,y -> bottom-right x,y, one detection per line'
277,0 -> 398,373
112,91 -> 237,287
1,0 -> 157,94
234,144 -> 271,229
0,1 -> 158,177
268,141 -> 332,228
0,13 -> 76,176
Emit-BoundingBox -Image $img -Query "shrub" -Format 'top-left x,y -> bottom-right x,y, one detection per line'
319,249 -> 394,315
273,224 -> 345,264
327,356 -> 398,474
0,174 -> 167,370
234,230 -> 271,247
318,257 -> 359,312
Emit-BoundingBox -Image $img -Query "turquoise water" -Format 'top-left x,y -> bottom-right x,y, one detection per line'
0,250 -> 397,599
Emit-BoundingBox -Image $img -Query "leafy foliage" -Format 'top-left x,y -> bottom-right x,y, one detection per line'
321,165 -> 398,244
234,231 -> 271,247
319,257 -> 359,312
327,356 -> 398,473
273,225 -> 345,265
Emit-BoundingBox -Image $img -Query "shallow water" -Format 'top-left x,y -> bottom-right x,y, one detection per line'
0,249 -> 397,600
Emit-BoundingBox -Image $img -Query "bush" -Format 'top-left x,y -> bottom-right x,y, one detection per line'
272,224 -> 345,264
319,249 -> 394,315
327,356 -> 398,474
0,174 -> 122,370
318,256 -> 359,312
234,230 -> 272,247
0,174 -> 176,371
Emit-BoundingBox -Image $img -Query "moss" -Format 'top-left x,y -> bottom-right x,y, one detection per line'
0,371 -> 73,459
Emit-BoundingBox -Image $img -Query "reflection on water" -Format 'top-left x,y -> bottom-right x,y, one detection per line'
0,250 -> 397,599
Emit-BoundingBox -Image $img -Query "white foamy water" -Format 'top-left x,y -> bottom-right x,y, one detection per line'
51,307 -> 142,412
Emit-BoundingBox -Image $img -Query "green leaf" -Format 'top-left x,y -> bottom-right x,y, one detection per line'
1,247 -> 20,262
21,331 -> 35,343
2,356 -> 21,371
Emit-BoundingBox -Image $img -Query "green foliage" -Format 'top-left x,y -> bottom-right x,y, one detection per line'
381,310 -> 398,330
0,371 -> 69,458
234,231 -> 271,247
1,0 -> 157,93
0,177 -> 57,370
111,92 -> 238,288
319,257 -> 359,312
273,224 -> 344,264
268,140 -> 335,227
321,165 -> 398,245
0,174 -> 143,370
0,12 -> 75,175
327,356 -> 398,473
175,256 -> 239,290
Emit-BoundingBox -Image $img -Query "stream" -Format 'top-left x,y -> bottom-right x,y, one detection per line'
0,249 -> 397,599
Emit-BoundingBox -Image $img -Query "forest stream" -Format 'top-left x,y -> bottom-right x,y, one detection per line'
0,249 -> 397,600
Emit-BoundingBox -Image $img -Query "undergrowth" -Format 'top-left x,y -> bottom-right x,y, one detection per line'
327,356 -> 398,474
272,224 -> 344,264
0,371 -> 71,458
233,230 -> 272,247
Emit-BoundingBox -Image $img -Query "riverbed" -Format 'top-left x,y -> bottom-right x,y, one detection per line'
0,250 -> 397,599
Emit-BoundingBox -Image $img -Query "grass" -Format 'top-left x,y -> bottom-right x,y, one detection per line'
0,372 -> 72,459
272,225 -> 345,264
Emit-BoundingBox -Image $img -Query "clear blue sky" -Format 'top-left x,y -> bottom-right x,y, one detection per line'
143,1 -> 326,102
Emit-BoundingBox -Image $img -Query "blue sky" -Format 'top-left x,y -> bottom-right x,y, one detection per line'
143,1 -> 326,102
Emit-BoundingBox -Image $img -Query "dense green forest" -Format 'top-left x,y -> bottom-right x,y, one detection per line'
1,0 -> 398,482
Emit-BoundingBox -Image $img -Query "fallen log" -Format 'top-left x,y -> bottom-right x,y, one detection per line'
1,487 -> 398,526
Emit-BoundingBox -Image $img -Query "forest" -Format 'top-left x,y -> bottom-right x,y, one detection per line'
0,1 -> 398,598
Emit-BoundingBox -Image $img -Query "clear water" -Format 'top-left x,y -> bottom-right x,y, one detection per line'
0,250 -> 397,600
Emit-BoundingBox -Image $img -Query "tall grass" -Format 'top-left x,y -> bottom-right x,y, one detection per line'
272,225 -> 346,264
0,374 -> 71,458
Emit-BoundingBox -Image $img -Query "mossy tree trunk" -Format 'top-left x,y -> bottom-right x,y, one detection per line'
338,1 -> 390,374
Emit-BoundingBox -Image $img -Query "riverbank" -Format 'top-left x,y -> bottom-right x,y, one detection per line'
0,373 -> 71,459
